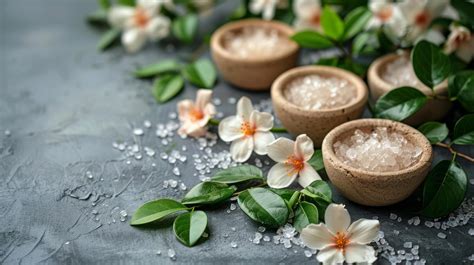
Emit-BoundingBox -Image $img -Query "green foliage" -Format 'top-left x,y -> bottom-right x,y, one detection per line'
421,160 -> 467,218
97,28 -> 121,51
181,182 -> 237,206
294,201 -> 319,232
211,165 -> 263,184
417,122 -> 449,144
448,70 -> 474,112
134,59 -> 181,78
183,58 -> 217,88
343,7 -> 372,40
307,150 -> 324,171
172,14 -> 198,43
152,74 -> 184,103
173,211 -> 208,247
321,6 -> 345,40
130,199 -> 188,225
452,114 -> 474,145
451,0 -> 474,27
411,41 -> 451,88
374,87 -> 427,121
290,31 -> 334,49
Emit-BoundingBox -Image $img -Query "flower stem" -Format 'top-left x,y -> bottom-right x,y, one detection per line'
435,142 -> 474,163
208,118 -> 287,133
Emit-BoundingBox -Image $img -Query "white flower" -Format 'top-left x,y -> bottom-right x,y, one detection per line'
301,204 -> 380,265
293,0 -> 322,32
399,0 -> 448,43
249,0 -> 288,20
366,0 -> 406,38
266,134 -> 321,188
218,97 -> 275,163
177,89 -> 216,137
108,0 -> 171,53
444,24 -> 474,63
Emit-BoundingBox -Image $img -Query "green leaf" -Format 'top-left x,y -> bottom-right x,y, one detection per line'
181,182 -> 237,206
134,59 -> 181,78
343,7 -> 371,40
269,188 -> 298,202
451,0 -> 474,27
86,9 -> 108,26
172,14 -> 198,43
97,28 -> 121,51
321,6 -> 345,40
294,202 -> 319,232
211,165 -> 263,184
452,114 -> 474,145
290,30 -> 334,49
183,58 -> 217,88
448,70 -> 474,112
151,74 -> 184,103
98,0 -> 111,9
118,0 -> 135,6
301,180 -> 332,203
374,87 -> 428,121
417,122 -> 449,144
307,150 -> 324,171
173,211 -> 208,247
237,188 -> 289,227
130,199 -> 188,225
411,40 -> 451,88
421,160 -> 467,218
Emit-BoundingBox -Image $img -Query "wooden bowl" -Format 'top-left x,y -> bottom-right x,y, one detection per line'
322,118 -> 433,206
211,19 -> 299,91
271,66 -> 368,147
368,53 -> 451,126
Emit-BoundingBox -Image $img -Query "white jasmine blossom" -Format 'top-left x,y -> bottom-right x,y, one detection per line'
249,0 -> 288,20
444,24 -> 474,62
266,134 -> 321,188
366,0 -> 406,38
301,204 -> 380,265
177,89 -> 216,137
293,0 -> 322,32
108,0 -> 171,53
218,97 -> 275,163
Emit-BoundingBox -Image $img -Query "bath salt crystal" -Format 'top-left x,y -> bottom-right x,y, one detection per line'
223,26 -> 293,59
333,127 -> 423,172
382,56 -> 420,88
284,74 -> 356,110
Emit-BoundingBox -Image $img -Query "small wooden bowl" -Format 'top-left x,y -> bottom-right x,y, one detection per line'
368,53 -> 451,126
322,119 -> 433,206
271,66 -> 368,147
211,19 -> 299,91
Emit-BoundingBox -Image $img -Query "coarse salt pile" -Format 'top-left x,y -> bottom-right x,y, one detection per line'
382,56 -> 420,88
334,127 -> 423,171
284,74 -> 356,110
223,26 -> 292,59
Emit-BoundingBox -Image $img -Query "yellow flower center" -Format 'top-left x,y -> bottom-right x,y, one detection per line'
285,155 -> 305,175
415,11 -> 430,27
334,232 -> 350,250
189,108 -> 204,122
240,121 -> 256,136
310,12 -> 321,26
134,8 -> 149,28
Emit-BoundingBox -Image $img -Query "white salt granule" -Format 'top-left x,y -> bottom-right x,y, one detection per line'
382,56 -> 420,88
223,26 -> 292,59
284,74 -> 356,110
333,127 -> 423,172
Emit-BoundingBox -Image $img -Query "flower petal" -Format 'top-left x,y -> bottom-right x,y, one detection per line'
177,100 -> 194,122
293,0 -> 320,20
262,1 -> 276,20
195,89 -> 213,110
236,97 -> 253,121
146,16 -> 171,40
325,204 -> 351,234
253,131 -> 275,155
179,122 -> 207,138
266,137 -> 295,163
251,111 -> 274,132
347,219 -> 380,244
218,116 -> 243,142
108,6 -> 134,28
230,137 -> 254,163
122,28 -> 147,53
344,243 -> 377,264
294,134 -> 314,161
266,163 -> 297,188
297,163 -> 321,188
316,246 -> 345,265
300,224 -> 334,250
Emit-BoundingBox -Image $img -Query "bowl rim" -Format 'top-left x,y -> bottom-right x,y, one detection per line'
271,65 -> 368,115
322,118 -> 433,177
368,52 -> 448,95
210,18 -> 299,64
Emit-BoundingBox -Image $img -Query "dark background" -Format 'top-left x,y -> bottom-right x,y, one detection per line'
0,0 -> 472,264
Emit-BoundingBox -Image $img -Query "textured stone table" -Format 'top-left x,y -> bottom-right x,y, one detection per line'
0,0 -> 473,264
